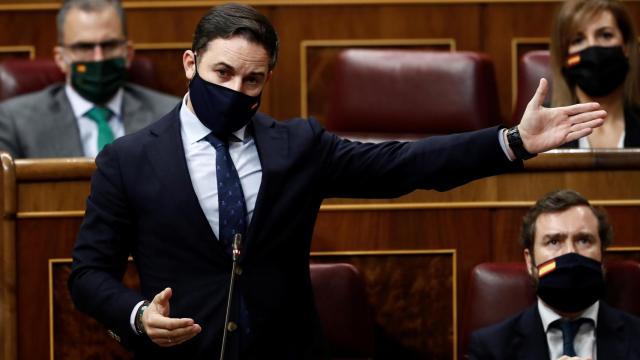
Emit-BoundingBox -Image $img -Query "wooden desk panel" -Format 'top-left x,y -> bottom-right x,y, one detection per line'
1,150 -> 639,359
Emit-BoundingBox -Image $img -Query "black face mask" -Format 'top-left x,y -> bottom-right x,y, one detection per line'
562,45 -> 629,98
70,57 -> 127,104
188,68 -> 260,137
535,252 -> 605,313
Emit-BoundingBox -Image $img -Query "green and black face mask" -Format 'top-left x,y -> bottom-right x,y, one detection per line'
70,57 -> 127,104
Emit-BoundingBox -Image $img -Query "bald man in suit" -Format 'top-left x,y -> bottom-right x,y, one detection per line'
0,0 -> 177,158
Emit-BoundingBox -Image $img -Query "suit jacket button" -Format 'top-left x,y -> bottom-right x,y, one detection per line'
227,321 -> 238,332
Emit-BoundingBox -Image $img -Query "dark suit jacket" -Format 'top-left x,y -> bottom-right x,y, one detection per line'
69,103 -> 522,359
468,302 -> 640,360
0,82 -> 178,158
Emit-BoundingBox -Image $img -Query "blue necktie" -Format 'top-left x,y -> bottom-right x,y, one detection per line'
205,133 -> 248,250
553,318 -> 593,356
205,134 -> 251,343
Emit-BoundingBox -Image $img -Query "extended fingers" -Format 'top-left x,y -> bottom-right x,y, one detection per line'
528,78 -> 549,109
563,102 -> 602,117
147,315 -> 195,332
147,318 -> 201,347
567,110 -> 607,126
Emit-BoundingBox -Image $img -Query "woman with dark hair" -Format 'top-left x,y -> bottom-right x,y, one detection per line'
551,0 -> 640,148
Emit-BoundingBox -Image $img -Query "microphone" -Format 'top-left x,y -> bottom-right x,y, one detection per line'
219,233 -> 243,360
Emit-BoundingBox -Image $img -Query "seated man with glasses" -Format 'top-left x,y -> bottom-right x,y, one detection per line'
0,0 -> 178,158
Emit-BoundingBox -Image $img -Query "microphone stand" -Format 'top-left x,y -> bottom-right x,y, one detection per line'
219,233 -> 242,360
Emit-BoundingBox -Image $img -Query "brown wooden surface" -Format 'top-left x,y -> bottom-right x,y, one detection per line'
0,152 -> 639,359
2,2 -> 640,127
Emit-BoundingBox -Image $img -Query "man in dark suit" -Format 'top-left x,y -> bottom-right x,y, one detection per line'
69,4 -> 607,359
468,190 -> 640,360
0,0 -> 177,158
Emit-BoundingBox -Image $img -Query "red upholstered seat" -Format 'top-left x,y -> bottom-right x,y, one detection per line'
0,57 -> 157,101
326,49 -> 502,141
512,50 -> 552,125
310,263 -> 374,360
461,260 -> 640,356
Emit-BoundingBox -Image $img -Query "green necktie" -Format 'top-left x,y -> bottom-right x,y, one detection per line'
85,106 -> 114,151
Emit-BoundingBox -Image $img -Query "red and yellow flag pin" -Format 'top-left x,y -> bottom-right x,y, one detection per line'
538,259 -> 557,278
76,64 -> 87,73
566,54 -> 581,67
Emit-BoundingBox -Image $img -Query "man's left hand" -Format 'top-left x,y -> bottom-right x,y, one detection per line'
517,78 -> 606,154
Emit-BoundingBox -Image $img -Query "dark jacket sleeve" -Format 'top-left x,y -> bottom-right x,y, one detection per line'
313,122 -> 522,199
468,330 -> 492,360
68,142 -> 145,349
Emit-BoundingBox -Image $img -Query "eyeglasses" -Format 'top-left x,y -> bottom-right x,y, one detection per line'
62,39 -> 127,58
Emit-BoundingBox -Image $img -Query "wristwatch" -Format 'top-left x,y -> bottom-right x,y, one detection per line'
135,301 -> 151,335
506,126 -> 536,160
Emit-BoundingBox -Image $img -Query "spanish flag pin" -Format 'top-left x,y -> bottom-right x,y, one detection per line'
76,64 -> 87,73
538,259 -> 557,278
566,53 -> 581,67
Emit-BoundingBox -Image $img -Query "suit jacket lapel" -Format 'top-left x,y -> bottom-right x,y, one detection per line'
597,303 -> 628,359
243,114 -> 288,260
41,88 -> 84,156
121,89 -> 152,134
143,104 -> 228,261
512,305 -> 551,360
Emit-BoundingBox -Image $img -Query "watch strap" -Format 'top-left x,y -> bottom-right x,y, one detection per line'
135,300 -> 151,335
506,126 -> 536,160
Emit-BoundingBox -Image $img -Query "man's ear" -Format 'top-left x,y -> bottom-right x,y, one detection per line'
524,248 -> 535,276
125,40 -> 135,68
183,50 -> 196,81
265,70 -> 273,84
53,46 -> 69,76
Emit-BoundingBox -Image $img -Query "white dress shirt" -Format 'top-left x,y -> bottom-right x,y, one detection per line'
130,95 -> 263,332
65,84 -> 125,157
538,298 -> 599,360
179,95 -> 262,239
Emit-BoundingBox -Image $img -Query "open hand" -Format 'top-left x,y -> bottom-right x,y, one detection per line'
142,287 -> 202,347
517,78 -> 606,154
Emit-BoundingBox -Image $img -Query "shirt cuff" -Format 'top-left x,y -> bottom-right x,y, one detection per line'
130,300 -> 146,334
498,128 -> 516,161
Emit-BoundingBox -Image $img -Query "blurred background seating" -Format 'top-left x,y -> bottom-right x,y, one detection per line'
325,49 -> 502,142
310,262 -> 375,360
0,57 -> 157,101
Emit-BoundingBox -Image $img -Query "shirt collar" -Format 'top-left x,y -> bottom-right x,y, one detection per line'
538,298 -> 600,332
179,93 -> 248,145
65,83 -> 123,118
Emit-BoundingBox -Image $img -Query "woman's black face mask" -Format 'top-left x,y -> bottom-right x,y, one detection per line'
562,45 -> 629,98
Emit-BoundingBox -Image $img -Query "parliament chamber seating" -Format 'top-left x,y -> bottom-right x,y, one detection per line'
0,57 -> 157,101
512,50 -> 552,124
325,49 -> 502,141
1,152 -> 640,359
461,260 -> 640,356
310,263 -> 375,360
